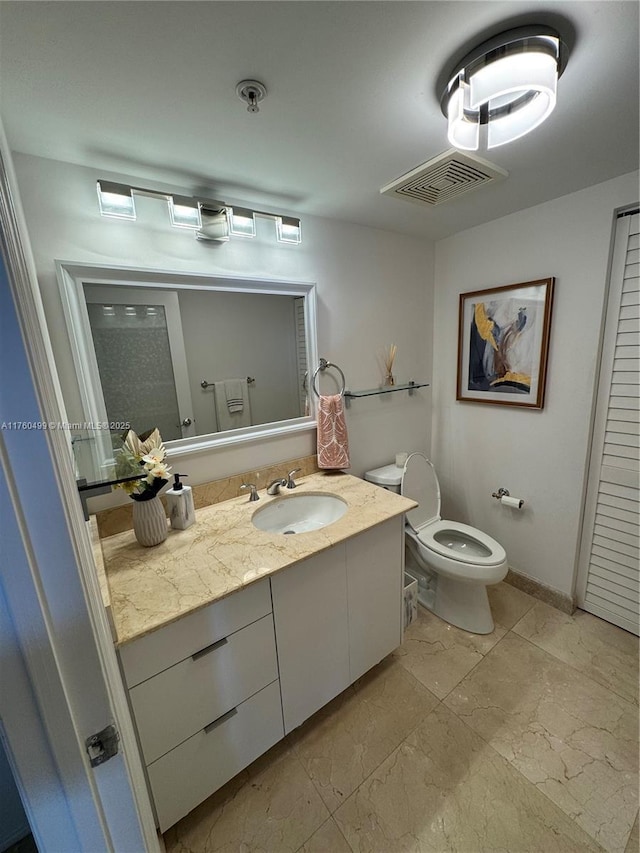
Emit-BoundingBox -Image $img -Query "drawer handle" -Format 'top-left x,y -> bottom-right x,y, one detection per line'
192,636 -> 228,661
204,707 -> 238,734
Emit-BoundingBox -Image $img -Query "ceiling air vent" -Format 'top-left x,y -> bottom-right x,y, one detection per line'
380,149 -> 508,206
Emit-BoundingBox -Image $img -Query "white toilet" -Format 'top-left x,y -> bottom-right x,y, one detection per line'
364,453 -> 507,634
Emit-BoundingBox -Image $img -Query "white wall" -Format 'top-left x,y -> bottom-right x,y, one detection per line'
178,289 -> 300,434
432,171 -> 639,597
13,154 -> 433,504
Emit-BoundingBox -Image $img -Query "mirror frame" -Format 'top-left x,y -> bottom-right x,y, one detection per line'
56,260 -> 318,458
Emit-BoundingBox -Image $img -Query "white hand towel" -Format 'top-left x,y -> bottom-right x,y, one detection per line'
213,380 -> 252,430
224,380 -> 244,413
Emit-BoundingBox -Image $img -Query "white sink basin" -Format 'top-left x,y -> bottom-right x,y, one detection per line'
252,493 -> 347,534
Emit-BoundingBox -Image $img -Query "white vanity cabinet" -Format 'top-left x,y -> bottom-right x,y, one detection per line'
272,516 -> 404,733
117,515 -> 404,831
118,578 -> 284,832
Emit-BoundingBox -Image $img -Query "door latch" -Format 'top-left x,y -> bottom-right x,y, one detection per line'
85,723 -> 120,767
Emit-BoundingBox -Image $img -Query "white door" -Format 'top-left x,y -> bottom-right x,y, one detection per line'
576,209 -> 640,635
1,124 -> 159,851
83,284 -> 195,441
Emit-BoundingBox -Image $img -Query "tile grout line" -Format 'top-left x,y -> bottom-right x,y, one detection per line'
434,621 -> 516,704
289,746 -> 367,853
324,695 -> 446,837
292,814 -> 356,853
508,627 -> 640,711
437,697 -> 611,853
441,626 -> 635,853
510,615 -> 639,708
292,661 -> 443,820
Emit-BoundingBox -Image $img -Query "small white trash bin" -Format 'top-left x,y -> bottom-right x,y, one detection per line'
403,572 -> 418,630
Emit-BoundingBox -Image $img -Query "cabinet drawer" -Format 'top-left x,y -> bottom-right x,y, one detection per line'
130,614 -> 278,764
119,578 -> 272,687
148,679 -> 284,833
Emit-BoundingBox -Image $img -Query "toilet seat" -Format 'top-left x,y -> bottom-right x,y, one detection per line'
398,453 -> 508,633
415,520 -> 506,566
401,452 -> 507,571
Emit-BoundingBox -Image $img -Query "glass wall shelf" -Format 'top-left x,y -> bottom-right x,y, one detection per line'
73,428 -> 149,519
344,381 -> 429,406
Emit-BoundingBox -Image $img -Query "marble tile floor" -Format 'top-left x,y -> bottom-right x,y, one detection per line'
164,583 -> 639,853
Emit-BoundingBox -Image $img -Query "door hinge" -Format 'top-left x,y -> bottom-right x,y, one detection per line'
86,723 -> 120,767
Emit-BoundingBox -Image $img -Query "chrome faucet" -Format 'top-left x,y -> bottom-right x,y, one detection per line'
286,468 -> 302,489
240,483 -> 259,502
266,477 -> 287,496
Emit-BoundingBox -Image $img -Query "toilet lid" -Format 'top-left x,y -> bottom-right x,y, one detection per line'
401,452 -> 441,530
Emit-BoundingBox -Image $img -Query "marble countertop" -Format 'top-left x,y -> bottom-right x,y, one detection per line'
99,472 -> 417,647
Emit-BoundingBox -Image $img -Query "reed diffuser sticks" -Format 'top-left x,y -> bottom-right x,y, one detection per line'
383,344 -> 397,386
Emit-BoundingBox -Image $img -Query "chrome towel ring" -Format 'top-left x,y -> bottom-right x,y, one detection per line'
312,358 -> 346,397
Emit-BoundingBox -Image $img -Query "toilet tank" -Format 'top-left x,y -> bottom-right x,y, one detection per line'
363,463 -> 402,494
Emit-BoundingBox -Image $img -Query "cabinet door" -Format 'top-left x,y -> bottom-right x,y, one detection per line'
346,517 -> 403,682
271,545 -> 349,733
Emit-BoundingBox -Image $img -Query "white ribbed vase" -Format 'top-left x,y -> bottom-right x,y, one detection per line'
132,496 -> 168,547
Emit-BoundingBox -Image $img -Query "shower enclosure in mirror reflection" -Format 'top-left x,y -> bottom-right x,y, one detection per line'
85,297 -> 183,441
57,262 -> 317,478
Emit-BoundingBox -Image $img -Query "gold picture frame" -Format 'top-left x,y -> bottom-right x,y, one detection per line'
457,278 -> 555,409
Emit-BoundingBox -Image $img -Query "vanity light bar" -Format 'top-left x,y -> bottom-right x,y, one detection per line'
196,205 -> 230,243
96,180 -> 301,244
276,216 -> 302,244
96,181 -> 136,220
168,195 -> 202,229
229,206 -> 256,238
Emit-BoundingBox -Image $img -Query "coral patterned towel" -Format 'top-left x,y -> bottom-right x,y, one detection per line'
317,394 -> 350,469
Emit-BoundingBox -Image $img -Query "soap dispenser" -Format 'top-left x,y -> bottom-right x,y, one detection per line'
165,473 -> 195,530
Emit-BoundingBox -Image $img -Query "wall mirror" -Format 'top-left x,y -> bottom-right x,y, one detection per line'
56,261 -> 318,479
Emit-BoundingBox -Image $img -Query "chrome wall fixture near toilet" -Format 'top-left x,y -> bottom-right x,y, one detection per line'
364,453 -> 508,634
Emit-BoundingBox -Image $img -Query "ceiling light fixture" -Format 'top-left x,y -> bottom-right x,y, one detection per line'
440,25 -> 568,151
96,180 -> 301,245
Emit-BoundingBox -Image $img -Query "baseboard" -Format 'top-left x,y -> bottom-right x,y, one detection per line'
504,568 -> 575,615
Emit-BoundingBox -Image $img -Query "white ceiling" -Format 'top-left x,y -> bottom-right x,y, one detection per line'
0,1 -> 638,240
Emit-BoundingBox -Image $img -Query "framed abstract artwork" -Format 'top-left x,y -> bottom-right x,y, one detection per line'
457,278 -> 555,409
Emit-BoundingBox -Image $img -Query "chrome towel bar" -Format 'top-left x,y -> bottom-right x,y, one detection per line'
200,377 -> 255,389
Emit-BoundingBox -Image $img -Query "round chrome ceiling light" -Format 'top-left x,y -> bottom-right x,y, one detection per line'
440,26 -> 569,151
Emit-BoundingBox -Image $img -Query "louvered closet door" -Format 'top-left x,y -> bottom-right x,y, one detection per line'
294,297 -> 308,415
577,210 -> 639,634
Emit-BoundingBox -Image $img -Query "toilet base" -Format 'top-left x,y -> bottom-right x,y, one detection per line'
429,575 -> 495,634
405,546 -> 498,635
